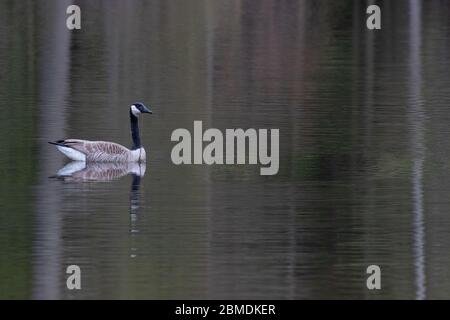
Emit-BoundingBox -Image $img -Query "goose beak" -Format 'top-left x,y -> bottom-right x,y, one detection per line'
142,106 -> 152,114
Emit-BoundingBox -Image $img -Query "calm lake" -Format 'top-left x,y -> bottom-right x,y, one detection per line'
1,0 -> 450,299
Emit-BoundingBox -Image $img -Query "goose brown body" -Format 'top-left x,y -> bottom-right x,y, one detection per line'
55,139 -> 146,162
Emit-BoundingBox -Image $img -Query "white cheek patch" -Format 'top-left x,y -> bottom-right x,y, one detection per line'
131,105 -> 141,116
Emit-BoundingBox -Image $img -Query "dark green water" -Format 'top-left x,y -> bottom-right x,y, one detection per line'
1,0 -> 450,299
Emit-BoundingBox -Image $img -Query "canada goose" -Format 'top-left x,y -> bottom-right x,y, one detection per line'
49,103 -> 152,162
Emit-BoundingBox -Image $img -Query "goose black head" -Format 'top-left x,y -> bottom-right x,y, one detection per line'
130,103 -> 152,117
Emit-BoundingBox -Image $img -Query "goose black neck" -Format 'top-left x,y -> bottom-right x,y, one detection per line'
130,111 -> 141,150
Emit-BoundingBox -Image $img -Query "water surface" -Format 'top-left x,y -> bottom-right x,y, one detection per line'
1,0 -> 450,299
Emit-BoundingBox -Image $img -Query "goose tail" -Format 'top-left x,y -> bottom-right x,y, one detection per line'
48,140 -> 87,161
48,140 -> 67,147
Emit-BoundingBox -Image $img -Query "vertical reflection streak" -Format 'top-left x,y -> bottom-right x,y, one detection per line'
33,0 -> 72,299
205,0 -> 214,299
409,0 -> 426,300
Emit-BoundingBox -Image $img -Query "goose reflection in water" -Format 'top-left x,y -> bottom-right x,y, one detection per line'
54,161 -> 146,182
52,161 -> 145,257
